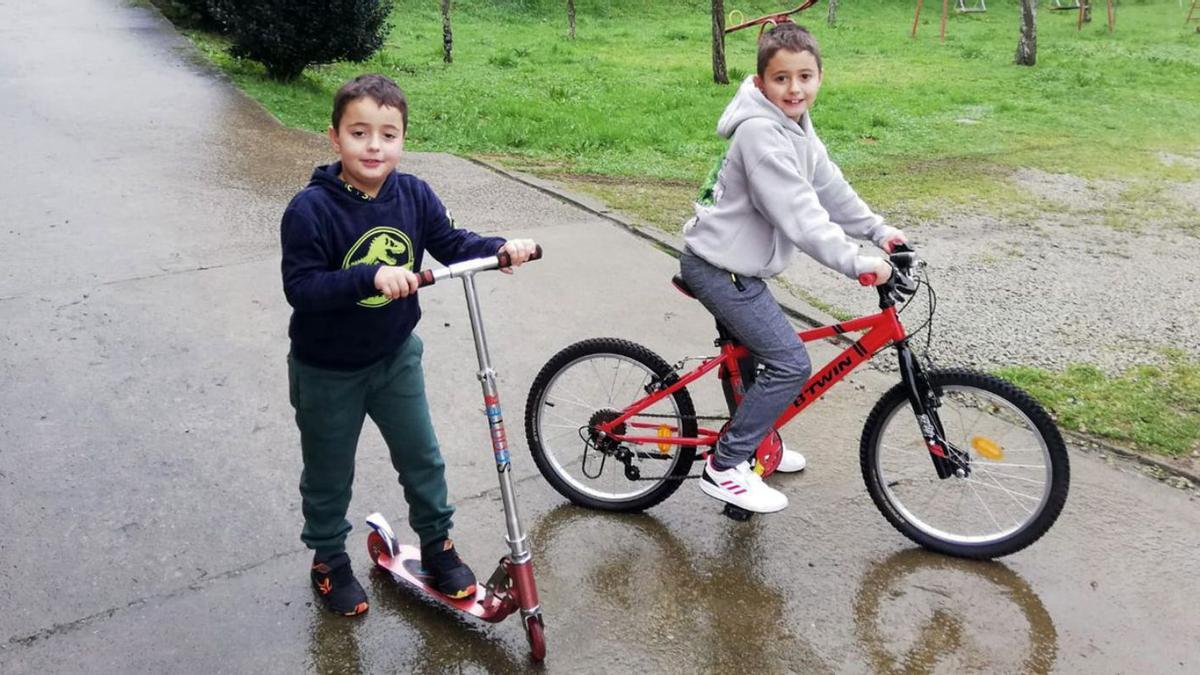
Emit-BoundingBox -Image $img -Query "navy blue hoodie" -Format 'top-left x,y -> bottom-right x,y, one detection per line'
281,163 -> 505,370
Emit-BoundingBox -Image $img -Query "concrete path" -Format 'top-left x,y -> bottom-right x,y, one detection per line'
1,1 -> 1197,672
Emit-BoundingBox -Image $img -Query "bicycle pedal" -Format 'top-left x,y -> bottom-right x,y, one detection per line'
722,503 -> 754,522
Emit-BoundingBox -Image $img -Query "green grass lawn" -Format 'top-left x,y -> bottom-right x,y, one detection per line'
174,0 -> 1200,457
186,0 -> 1200,222
999,351 -> 1200,458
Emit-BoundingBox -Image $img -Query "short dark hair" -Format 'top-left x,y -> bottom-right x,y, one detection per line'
331,74 -> 408,133
757,23 -> 822,76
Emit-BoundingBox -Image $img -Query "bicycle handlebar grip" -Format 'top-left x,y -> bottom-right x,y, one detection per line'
858,272 -> 877,286
417,269 -> 436,288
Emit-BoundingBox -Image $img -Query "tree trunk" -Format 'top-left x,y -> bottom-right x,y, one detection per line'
712,0 -> 728,84
441,0 -> 453,64
827,0 -> 838,27
567,0 -> 576,39
1014,0 -> 1037,66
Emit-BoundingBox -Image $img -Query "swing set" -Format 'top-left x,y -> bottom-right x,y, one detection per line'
912,0 -> 1114,41
910,0 -> 985,41
723,1 -> 819,35
1049,0 -> 1116,33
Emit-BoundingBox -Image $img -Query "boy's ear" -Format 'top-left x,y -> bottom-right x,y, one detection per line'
752,74 -> 764,92
326,125 -> 339,153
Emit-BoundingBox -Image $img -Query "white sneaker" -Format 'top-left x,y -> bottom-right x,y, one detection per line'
775,441 -> 807,473
700,457 -> 788,513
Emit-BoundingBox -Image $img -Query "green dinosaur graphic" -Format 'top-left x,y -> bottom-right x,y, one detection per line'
350,233 -> 407,267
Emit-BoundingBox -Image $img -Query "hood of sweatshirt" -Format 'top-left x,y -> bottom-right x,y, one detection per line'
307,162 -> 400,205
716,75 -> 813,140
683,76 -> 893,281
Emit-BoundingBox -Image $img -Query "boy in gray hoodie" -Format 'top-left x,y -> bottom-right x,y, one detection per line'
682,23 -> 906,514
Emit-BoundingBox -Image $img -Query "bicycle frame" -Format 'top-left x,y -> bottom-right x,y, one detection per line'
593,304 -> 957,472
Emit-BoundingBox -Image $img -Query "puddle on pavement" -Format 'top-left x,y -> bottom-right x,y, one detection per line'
852,548 -> 1057,674
309,505 -> 1062,672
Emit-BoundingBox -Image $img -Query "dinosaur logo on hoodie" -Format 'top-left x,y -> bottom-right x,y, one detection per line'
342,226 -> 414,307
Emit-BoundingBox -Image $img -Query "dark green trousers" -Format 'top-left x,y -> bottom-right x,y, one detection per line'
289,334 -> 454,555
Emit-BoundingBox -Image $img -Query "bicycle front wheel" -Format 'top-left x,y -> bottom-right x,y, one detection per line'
861,368 -> 1069,559
524,338 -> 698,512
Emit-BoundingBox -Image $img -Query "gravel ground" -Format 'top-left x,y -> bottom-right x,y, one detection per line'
778,166 -> 1200,374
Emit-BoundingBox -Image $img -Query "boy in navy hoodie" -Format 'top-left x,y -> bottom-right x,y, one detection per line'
281,74 -> 537,616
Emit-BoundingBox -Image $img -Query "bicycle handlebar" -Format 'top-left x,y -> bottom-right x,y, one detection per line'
858,242 -> 916,286
416,244 -> 544,288
857,243 -> 921,309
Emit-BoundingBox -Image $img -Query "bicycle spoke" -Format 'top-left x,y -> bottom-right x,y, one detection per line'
980,469 -> 1036,521
970,468 -> 1047,484
959,476 -> 1041,503
967,479 -> 1005,533
545,389 -> 606,412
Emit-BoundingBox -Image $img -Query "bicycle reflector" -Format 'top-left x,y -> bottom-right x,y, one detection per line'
971,436 -> 1005,461
657,425 -> 672,454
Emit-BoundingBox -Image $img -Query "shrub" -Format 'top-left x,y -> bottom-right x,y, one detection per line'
148,0 -> 222,30
213,0 -> 394,81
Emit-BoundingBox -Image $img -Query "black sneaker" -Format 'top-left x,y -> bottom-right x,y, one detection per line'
420,538 -> 477,599
310,552 -> 369,616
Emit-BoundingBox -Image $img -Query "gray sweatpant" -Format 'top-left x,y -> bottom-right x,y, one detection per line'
680,250 -> 812,469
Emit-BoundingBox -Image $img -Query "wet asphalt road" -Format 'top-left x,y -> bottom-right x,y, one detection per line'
1,1 -> 1198,673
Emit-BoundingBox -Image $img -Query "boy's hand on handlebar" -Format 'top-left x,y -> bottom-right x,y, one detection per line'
498,239 -> 538,274
883,230 -> 908,253
374,266 -> 420,299
869,258 -> 893,286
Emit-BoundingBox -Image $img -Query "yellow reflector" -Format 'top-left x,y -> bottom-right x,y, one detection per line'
657,426 -> 672,454
972,436 -> 1004,461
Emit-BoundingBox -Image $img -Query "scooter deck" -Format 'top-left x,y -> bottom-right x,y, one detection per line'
372,544 -> 494,620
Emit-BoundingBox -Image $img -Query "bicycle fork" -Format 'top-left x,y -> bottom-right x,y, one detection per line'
895,343 -> 969,479
459,272 -> 543,630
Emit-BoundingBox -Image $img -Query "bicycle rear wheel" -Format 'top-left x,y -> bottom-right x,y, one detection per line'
861,368 -> 1069,559
524,338 -> 698,512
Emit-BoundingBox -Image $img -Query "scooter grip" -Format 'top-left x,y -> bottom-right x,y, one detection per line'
417,269 -> 436,288
858,272 -> 877,286
497,244 -> 544,269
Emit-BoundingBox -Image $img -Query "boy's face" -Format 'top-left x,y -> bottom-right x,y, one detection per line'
327,96 -> 405,197
754,49 -> 822,122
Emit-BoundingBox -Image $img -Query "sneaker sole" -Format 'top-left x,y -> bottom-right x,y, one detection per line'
774,463 -> 806,473
340,601 -> 369,616
699,478 -> 788,513
442,584 -> 477,600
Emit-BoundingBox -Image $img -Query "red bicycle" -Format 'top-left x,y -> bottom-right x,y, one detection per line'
524,246 -> 1069,559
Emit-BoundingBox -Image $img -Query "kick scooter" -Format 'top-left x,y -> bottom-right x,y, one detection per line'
366,246 -> 546,662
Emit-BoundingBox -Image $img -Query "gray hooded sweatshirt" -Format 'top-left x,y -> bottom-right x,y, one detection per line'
684,76 -> 898,280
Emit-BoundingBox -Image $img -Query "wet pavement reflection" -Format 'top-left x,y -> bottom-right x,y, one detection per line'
853,549 -> 1057,674
527,504 -> 828,672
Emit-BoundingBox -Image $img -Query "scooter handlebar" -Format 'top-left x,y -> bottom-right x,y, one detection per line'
417,244 -> 543,288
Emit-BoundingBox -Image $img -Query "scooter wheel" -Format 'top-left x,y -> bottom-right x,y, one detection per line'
525,616 -> 546,662
366,531 -> 387,565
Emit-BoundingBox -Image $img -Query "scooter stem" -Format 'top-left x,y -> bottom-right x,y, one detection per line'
460,272 -> 532,565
